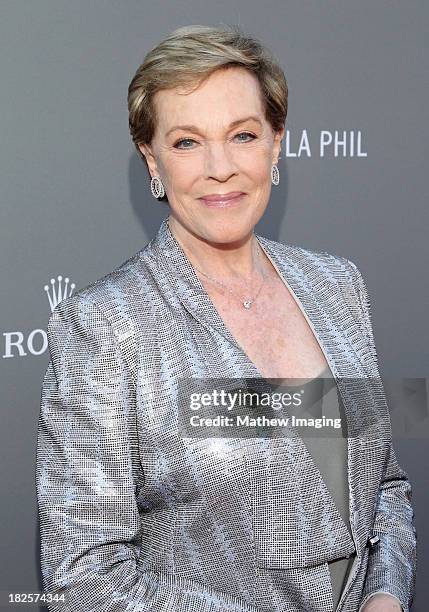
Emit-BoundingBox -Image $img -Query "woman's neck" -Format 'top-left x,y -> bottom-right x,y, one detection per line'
167,215 -> 266,284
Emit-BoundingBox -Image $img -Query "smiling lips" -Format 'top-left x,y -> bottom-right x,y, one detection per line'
199,192 -> 246,207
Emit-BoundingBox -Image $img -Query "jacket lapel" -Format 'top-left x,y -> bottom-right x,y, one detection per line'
146,217 -> 264,377
254,236 -> 387,559
146,217 -> 384,559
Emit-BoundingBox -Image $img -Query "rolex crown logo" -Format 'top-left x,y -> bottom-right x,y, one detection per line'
44,275 -> 76,312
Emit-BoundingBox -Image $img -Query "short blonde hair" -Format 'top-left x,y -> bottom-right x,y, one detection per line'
127,24 -> 288,162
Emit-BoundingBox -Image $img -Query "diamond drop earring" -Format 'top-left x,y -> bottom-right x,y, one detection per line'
271,164 -> 280,186
150,176 -> 165,199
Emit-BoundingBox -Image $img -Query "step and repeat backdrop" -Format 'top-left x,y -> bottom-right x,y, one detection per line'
1,1 -> 427,610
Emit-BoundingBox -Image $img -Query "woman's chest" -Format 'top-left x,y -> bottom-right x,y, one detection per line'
200,276 -> 330,381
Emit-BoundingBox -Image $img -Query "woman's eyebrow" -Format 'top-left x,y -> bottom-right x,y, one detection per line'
165,115 -> 262,137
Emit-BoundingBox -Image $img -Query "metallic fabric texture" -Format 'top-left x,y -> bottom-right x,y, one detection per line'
36,217 -> 416,611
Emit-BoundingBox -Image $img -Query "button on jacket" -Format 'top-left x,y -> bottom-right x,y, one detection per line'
35,217 -> 417,612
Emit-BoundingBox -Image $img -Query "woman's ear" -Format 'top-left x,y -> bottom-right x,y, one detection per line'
272,127 -> 285,164
138,143 -> 158,178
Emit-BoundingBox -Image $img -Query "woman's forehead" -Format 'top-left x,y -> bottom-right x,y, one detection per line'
153,69 -> 266,130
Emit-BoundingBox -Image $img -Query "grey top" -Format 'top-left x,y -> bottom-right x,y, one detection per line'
278,365 -> 356,611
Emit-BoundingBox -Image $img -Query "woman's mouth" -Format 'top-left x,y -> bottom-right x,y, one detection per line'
198,192 -> 246,208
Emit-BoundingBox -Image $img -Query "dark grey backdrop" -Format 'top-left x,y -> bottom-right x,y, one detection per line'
0,1 -> 427,610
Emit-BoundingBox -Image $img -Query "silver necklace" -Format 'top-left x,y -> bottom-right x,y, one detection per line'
192,242 -> 267,309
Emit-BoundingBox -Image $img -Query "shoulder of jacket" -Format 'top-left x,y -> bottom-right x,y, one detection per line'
259,235 -> 357,278
50,248 -> 155,334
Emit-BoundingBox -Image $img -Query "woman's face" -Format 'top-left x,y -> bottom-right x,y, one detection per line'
139,66 -> 284,246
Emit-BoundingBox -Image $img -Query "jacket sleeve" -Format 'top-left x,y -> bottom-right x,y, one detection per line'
35,294 -> 257,612
346,261 -> 417,612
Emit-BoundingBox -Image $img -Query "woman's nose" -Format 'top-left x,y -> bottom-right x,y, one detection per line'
204,142 -> 238,182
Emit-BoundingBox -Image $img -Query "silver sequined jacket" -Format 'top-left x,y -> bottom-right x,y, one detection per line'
36,217 -> 417,612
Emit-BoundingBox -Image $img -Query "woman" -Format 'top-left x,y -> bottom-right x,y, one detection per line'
36,25 -> 416,612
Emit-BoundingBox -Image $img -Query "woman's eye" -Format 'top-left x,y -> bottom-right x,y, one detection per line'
234,132 -> 256,142
174,132 -> 256,149
173,138 -> 196,149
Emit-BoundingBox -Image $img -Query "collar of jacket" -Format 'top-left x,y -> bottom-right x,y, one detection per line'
143,216 -> 389,560
146,217 -> 365,377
